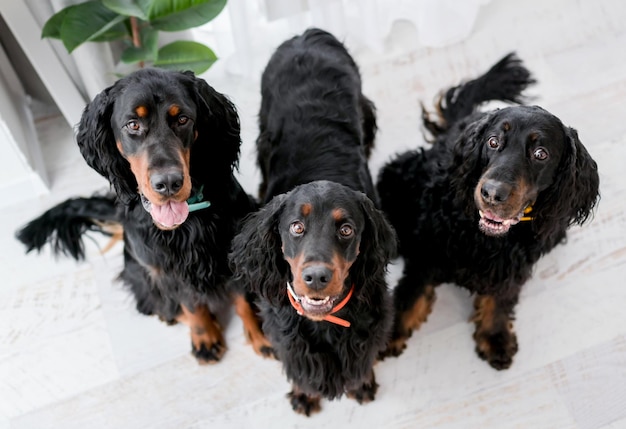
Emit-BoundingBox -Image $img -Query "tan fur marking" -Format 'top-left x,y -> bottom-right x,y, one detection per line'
475,174 -> 536,220
93,220 -> 124,254
284,249 -> 357,322
179,148 -> 192,199
332,208 -> 346,222
472,295 -> 496,331
285,251 -> 354,300
300,203 -> 312,217
234,294 -> 275,359
177,304 -> 225,364
289,384 -> 321,416
127,147 -> 192,209
400,285 -> 436,332
471,294 -> 518,369
168,104 -> 180,117
126,152 -> 151,198
135,105 -> 148,118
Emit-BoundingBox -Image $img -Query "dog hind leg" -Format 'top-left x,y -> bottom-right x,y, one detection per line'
381,268 -> 437,359
233,293 -> 276,359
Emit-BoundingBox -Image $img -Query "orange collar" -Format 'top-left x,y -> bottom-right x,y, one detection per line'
520,205 -> 534,222
287,282 -> 354,328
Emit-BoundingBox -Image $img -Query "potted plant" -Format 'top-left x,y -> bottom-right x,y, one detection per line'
41,0 -> 227,75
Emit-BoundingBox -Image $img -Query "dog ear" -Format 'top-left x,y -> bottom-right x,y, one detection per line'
229,193 -> 289,304
451,112 -> 495,207
186,72 -> 241,180
537,127 -> 600,231
351,194 -> 398,284
76,85 -> 137,204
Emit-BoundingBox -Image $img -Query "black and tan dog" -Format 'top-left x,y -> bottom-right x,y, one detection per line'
229,28 -> 396,415
17,68 -> 256,364
377,53 -> 600,369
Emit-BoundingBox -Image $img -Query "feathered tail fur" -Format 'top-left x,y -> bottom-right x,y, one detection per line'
422,52 -> 536,138
15,194 -> 120,261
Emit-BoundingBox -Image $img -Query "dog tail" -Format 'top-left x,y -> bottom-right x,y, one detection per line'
360,94 -> 378,159
15,194 -> 121,261
423,52 -> 536,138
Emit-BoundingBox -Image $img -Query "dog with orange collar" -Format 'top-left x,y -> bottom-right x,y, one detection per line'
228,28 -> 397,416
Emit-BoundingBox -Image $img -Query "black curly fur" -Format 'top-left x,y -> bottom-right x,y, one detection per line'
231,182 -> 396,402
229,28 -> 396,414
255,28 -> 378,204
377,53 -> 600,369
16,68 -> 256,362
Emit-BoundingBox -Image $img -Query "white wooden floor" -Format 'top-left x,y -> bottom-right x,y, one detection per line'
2,0 -> 626,428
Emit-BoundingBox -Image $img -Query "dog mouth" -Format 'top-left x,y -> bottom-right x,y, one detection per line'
478,209 -> 526,236
287,283 -> 340,317
300,295 -> 338,315
140,194 -> 189,229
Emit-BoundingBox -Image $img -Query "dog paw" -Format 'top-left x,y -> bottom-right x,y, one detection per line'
474,330 -> 518,370
247,331 -> 277,360
259,345 -> 278,360
287,390 -> 321,416
192,338 -> 226,364
378,334 -> 409,360
346,380 -> 378,404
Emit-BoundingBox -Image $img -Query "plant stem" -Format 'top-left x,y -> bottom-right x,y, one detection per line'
130,16 -> 144,68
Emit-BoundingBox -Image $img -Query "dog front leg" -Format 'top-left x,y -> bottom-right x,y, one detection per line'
472,293 -> 520,370
177,304 -> 226,364
346,368 -> 378,404
287,384 -> 321,416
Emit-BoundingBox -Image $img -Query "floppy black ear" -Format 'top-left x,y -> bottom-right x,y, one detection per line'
450,112 -> 495,208
76,85 -> 137,203
186,72 -> 241,183
229,194 -> 289,304
536,127 -> 600,232
350,194 -> 398,285
562,128 -> 600,225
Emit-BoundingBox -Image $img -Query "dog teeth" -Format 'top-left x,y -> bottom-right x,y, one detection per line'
479,210 -> 484,218
304,296 -> 330,306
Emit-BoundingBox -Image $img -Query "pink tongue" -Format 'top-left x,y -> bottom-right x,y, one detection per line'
150,201 -> 189,227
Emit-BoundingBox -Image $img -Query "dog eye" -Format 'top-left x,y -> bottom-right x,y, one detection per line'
339,224 -> 353,237
487,136 -> 500,149
533,147 -> 549,161
178,116 -> 189,125
126,120 -> 140,131
290,221 -> 305,235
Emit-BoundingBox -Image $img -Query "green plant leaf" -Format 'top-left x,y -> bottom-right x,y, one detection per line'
102,0 -> 148,20
120,26 -> 158,63
146,0 -> 227,32
153,41 -> 217,74
121,45 -> 151,63
41,7 -> 70,39
60,1 -> 129,52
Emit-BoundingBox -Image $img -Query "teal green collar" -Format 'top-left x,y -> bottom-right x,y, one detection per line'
187,185 -> 211,212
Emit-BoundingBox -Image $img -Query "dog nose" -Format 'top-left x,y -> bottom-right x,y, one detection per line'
302,265 -> 333,290
481,179 -> 511,204
151,170 -> 184,196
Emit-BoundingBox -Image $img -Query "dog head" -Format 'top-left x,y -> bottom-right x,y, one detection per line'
230,180 -> 396,320
76,68 -> 241,230
456,105 -> 599,237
